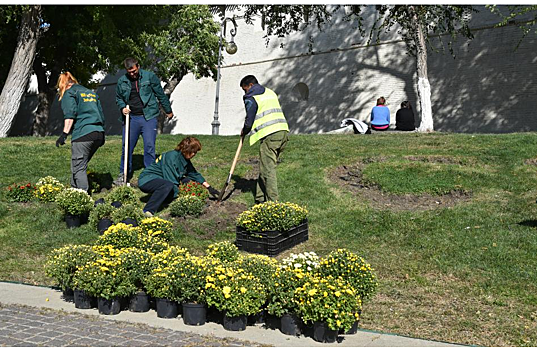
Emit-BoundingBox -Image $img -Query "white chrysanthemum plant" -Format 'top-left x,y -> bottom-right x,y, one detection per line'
281,251 -> 320,272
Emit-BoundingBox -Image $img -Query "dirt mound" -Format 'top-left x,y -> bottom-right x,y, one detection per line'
330,161 -> 471,211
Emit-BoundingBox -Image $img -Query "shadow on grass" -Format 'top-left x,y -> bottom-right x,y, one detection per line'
517,219 -> 537,228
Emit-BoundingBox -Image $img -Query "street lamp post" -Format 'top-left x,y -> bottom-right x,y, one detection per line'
212,17 -> 238,135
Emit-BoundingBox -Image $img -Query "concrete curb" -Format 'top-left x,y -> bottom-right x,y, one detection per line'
0,282 -> 462,347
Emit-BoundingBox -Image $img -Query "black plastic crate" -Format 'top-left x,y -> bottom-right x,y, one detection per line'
235,219 -> 308,257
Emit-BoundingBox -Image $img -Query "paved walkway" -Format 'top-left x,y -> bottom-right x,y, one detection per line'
0,282 -> 463,347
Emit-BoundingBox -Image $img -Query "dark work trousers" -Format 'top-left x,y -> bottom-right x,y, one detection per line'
139,178 -> 176,214
119,115 -> 158,179
70,140 -> 104,192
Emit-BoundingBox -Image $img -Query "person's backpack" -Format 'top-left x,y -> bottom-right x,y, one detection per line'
340,118 -> 371,134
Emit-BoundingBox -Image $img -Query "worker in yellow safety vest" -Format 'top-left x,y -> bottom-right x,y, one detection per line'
240,75 -> 289,203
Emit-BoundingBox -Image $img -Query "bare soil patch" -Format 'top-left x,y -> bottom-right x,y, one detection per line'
330,159 -> 472,211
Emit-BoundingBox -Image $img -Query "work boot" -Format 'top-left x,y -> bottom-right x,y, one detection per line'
143,211 -> 153,218
113,174 -> 125,187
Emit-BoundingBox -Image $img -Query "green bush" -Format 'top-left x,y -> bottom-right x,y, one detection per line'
55,188 -> 93,215
88,203 -> 115,229
5,182 -> 36,203
205,241 -> 240,262
106,186 -> 139,205
110,203 -> 144,224
44,244 -> 96,290
169,195 -> 205,217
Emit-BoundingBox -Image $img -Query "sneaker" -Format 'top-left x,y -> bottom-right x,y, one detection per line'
143,211 -> 154,218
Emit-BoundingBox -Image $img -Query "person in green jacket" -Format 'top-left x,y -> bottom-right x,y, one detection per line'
114,57 -> 174,186
55,72 -> 105,192
138,136 -> 220,216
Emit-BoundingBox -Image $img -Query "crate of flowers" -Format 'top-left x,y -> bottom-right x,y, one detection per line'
235,201 -> 308,257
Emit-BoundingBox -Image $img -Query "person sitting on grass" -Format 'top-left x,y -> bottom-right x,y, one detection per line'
137,136 -> 220,217
370,96 -> 391,131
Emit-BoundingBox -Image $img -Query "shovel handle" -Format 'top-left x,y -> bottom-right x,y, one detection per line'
217,135 -> 244,202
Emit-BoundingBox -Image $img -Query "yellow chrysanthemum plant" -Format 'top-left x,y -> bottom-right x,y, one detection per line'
236,201 -> 308,233
266,266 -> 310,318
44,244 -> 96,291
318,249 -> 378,302
144,246 -> 191,301
171,255 -> 215,304
204,264 -> 267,318
34,176 -> 65,202
293,275 -> 362,332
205,241 -> 240,263
97,223 -> 170,254
72,245 -> 138,300
139,217 -> 174,242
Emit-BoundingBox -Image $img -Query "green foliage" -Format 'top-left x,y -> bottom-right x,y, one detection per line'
205,241 -> 239,262
178,181 -> 209,201
138,217 -> 174,242
236,201 -> 308,232
169,195 -> 205,217
106,186 -> 139,206
34,176 -> 65,202
488,5 -> 537,48
96,222 -> 169,253
294,275 -> 361,331
110,203 -> 144,224
55,188 -> 93,215
88,203 -> 115,229
318,249 -> 378,301
145,246 -> 191,300
171,255 -> 213,304
266,266 -> 309,318
120,247 -> 153,290
44,244 -> 96,290
233,254 -> 278,295
4,182 -> 35,202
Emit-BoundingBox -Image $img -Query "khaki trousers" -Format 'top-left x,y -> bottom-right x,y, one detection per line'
256,130 -> 289,203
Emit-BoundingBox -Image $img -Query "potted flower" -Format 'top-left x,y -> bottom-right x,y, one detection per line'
281,251 -> 320,272
105,185 -> 139,206
44,244 -> 96,301
205,241 -> 240,263
144,246 -> 191,318
55,188 -> 93,228
139,217 -> 174,242
178,181 -> 210,201
5,182 -> 36,203
121,247 -> 154,312
266,266 -> 310,336
110,203 -> 144,227
169,195 -> 205,218
88,202 -> 115,234
35,176 -> 65,202
73,245 -> 137,315
235,201 -> 309,256
293,275 -> 361,343
96,223 -> 170,254
204,264 -> 266,331
172,255 -> 213,325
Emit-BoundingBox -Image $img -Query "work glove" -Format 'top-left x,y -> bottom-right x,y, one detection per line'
208,186 -> 220,198
56,132 -> 68,147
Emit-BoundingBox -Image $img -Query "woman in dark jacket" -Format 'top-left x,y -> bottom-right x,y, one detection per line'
395,101 -> 416,131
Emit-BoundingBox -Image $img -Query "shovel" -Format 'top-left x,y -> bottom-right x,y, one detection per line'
217,135 -> 244,203
123,105 -> 130,186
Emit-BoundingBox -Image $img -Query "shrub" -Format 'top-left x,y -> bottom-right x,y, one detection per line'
110,203 -> 144,224
55,188 -> 93,215
44,244 -> 96,291
169,195 -> 205,217
178,181 -> 209,201
236,201 -> 308,232
5,182 -> 36,202
234,254 -> 278,295
120,247 -> 153,291
293,275 -> 361,332
139,217 -> 174,242
144,247 -> 191,301
318,249 -> 378,301
35,176 -> 65,202
205,241 -> 240,262
88,203 -> 115,229
106,185 -> 139,205
172,255 -> 212,304
266,266 -> 310,318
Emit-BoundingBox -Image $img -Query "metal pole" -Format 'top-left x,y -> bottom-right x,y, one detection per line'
211,21 -> 224,136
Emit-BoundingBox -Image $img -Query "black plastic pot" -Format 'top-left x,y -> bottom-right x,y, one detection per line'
247,310 -> 265,326
98,297 -> 121,315
207,306 -> 223,324
223,315 -> 247,331
182,302 -> 207,326
121,218 -> 138,227
156,298 -> 179,319
65,214 -> 81,229
339,320 -> 359,335
73,289 -> 94,309
62,288 -> 74,302
313,321 -> 338,343
280,313 -> 302,336
98,218 -> 114,235
94,198 -> 105,207
111,201 -> 122,208
129,291 -> 150,313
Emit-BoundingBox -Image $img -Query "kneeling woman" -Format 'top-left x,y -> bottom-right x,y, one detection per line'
138,137 -> 220,216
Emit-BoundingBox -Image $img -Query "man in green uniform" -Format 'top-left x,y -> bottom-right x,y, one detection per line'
240,75 -> 289,203
56,72 -> 105,192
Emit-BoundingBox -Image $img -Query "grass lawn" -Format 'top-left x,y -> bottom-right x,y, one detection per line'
1,132 -> 537,346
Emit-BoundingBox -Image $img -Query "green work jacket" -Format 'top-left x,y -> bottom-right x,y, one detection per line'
115,68 -> 172,121
60,84 -> 105,141
138,150 -> 205,198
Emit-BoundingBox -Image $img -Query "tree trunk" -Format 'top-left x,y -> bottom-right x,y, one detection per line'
411,10 -> 434,133
31,59 -> 62,136
157,75 -> 182,134
0,5 -> 42,138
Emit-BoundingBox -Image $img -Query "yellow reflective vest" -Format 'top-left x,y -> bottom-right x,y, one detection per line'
249,88 -> 289,146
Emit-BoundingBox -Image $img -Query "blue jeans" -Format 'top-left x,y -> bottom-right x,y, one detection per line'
119,115 -> 158,178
